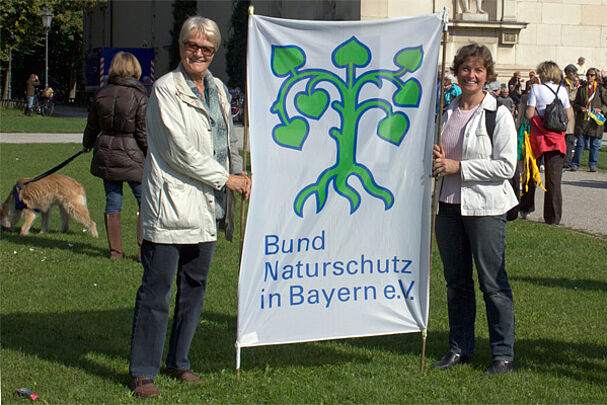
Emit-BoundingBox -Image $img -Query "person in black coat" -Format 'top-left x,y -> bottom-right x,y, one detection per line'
571,68 -> 607,172
83,52 -> 148,260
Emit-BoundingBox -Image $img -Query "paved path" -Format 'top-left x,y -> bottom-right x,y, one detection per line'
1,129 -> 605,237
0,125 -> 248,149
525,169 -> 607,238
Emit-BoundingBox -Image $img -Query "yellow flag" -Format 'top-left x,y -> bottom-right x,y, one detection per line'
522,131 -> 546,193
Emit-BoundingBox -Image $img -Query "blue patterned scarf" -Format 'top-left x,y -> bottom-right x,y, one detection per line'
185,70 -> 228,220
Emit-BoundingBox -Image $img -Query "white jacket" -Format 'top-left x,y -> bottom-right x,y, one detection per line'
140,65 -> 236,243
439,93 -> 519,216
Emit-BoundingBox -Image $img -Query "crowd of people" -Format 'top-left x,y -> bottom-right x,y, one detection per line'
77,12 -> 605,396
438,55 -> 607,225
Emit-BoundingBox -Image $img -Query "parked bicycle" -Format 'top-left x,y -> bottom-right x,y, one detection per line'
230,87 -> 244,123
31,87 -> 55,117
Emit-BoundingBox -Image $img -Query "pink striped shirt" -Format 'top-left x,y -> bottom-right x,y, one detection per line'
439,104 -> 480,203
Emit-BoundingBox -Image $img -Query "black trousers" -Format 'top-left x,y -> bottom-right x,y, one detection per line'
563,134 -> 576,167
519,150 -> 564,225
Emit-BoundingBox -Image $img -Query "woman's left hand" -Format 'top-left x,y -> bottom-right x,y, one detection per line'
226,173 -> 252,199
432,144 -> 460,178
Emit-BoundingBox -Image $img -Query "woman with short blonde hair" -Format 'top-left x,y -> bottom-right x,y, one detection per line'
108,51 -> 142,80
536,61 -> 562,85
127,15 -> 250,398
83,51 -> 148,260
179,16 -> 221,50
521,60 -> 572,224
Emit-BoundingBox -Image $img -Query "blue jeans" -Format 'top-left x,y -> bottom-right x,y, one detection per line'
572,135 -> 601,169
435,203 -> 515,361
27,95 -> 35,109
129,240 -> 216,378
103,180 -> 141,214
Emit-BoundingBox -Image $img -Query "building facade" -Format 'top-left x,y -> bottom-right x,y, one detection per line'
83,0 -> 607,85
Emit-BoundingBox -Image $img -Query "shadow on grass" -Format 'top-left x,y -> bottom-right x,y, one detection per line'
511,275 -> 607,291
516,337 -> 607,385
1,309 -> 369,384
189,312 -> 372,373
343,330 -> 606,384
0,230 -> 106,258
1,308 -> 134,384
343,330 -> 450,362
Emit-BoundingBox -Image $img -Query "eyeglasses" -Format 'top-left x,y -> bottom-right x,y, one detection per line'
587,73 -> 596,77
184,41 -> 215,57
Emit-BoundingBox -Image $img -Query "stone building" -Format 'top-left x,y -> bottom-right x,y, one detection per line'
84,0 -> 607,85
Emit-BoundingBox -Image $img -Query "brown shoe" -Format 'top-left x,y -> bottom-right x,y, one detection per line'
165,368 -> 201,383
129,377 -> 159,398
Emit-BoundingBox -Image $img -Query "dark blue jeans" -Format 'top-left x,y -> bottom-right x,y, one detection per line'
571,135 -> 601,169
103,180 -> 141,214
129,240 -> 216,378
435,203 -> 515,361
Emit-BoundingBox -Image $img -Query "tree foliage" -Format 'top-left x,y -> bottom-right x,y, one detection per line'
225,0 -> 249,90
1,0 -> 98,102
169,0 -> 198,70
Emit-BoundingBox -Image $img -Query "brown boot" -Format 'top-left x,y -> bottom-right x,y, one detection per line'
104,213 -> 123,260
136,212 -> 143,262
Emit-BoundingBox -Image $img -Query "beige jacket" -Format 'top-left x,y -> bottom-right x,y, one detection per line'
140,64 -> 238,244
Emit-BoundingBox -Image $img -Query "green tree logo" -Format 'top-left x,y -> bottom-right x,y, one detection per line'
270,36 -> 423,217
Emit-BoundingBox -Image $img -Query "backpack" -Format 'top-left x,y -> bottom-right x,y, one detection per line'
485,102 -> 520,221
541,83 -> 568,132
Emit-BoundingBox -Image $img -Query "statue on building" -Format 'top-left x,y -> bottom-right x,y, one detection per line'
460,0 -> 486,14
458,0 -> 488,21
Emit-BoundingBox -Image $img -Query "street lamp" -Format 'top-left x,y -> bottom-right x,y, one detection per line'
41,6 -> 53,89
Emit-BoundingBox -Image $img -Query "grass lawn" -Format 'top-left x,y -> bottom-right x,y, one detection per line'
0,107 -> 87,133
573,147 -> 607,171
1,143 -> 606,403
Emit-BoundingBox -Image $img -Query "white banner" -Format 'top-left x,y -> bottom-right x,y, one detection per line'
237,14 -> 442,348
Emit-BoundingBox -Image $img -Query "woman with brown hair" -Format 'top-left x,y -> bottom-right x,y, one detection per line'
432,43 -> 518,375
83,51 -> 148,260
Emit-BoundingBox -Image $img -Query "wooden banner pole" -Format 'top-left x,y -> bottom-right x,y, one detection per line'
421,7 -> 450,373
236,4 -> 255,383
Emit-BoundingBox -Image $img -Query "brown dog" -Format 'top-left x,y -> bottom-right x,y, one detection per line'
0,174 -> 98,237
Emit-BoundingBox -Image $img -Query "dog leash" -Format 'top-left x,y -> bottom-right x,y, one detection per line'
12,150 -> 85,212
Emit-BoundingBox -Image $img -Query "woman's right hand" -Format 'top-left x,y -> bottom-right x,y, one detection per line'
432,144 -> 460,178
226,174 -> 252,199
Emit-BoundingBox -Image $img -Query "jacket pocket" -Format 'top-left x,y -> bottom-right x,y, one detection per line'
158,179 -> 204,230
473,129 -> 492,158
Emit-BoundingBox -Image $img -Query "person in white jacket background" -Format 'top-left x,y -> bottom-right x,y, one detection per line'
431,43 -> 518,376
128,16 -> 251,398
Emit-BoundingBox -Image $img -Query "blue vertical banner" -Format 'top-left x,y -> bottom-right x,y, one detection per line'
237,14 -> 442,348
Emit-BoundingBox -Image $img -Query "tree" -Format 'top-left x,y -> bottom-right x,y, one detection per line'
269,37 -> 423,217
169,0 -> 197,70
1,0 -> 99,102
225,0 -> 249,89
